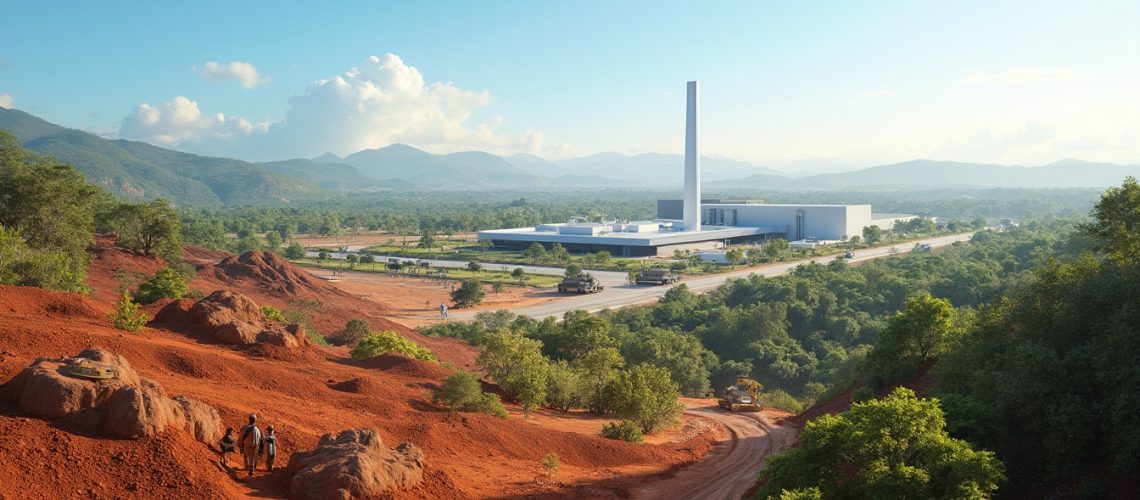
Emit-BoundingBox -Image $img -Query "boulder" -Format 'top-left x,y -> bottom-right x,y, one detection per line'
0,348 -> 221,443
154,290 -> 308,348
286,428 -> 424,500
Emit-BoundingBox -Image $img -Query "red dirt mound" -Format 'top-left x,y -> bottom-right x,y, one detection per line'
201,251 -> 350,300
86,234 -> 167,303
353,353 -> 454,380
286,428 -> 424,499
152,291 -> 308,348
182,244 -> 231,266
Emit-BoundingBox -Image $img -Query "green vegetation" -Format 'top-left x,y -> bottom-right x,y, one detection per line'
133,266 -> 189,304
607,364 -> 684,433
432,371 -> 508,419
342,318 -> 371,345
0,131 -> 105,293
351,330 -> 436,361
600,420 -> 645,443
291,257 -> 563,287
108,198 -> 182,262
541,452 -> 560,478
450,279 -> 485,308
477,330 -> 548,415
260,305 -> 286,322
108,292 -> 148,331
757,388 -> 1004,499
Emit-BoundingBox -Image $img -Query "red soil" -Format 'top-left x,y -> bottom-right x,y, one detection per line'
0,242 -> 719,499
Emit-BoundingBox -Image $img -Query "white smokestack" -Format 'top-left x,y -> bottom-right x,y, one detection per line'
683,81 -> 701,231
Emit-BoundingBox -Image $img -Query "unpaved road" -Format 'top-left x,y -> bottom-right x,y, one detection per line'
630,401 -> 797,500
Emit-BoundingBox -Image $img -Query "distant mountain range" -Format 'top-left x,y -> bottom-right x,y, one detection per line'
3,107 -> 1138,205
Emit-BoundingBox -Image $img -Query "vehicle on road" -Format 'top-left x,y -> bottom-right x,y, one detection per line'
718,377 -> 762,412
387,258 -> 402,270
914,243 -> 933,253
636,268 -> 680,285
843,250 -> 855,259
416,258 -> 431,268
557,274 -> 604,294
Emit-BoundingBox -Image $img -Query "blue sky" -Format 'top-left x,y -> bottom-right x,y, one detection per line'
1,1 -> 1137,169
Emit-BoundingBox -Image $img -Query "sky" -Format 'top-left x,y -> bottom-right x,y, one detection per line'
1,0 -> 1138,171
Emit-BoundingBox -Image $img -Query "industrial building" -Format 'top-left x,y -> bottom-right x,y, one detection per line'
478,81 -> 914,257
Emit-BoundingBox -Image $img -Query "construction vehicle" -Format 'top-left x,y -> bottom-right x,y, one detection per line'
557,274 -> 604,294
62,359 -> 118,381
636,268 -> 680,285
717,376 -> 762,412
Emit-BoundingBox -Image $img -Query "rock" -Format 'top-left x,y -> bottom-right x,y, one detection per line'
286,429 -> 424,500
153,291 -> 307,348
0,348 -> 221,443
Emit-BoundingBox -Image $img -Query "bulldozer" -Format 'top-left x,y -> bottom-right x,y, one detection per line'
717,376 -> 762,412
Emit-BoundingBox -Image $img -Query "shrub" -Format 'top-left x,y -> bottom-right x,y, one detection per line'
109,292 -> 148,331
352,330 -> 436,361
132,266 -> 189,304
759,389 -> 805,413
261,305 -> 286,322
852,386 -> 875,402
432,371 -> 508,419
450,279 -> 485,308
601,420 -> 645,443
606,364 -> 683,434
541,452 -> 560,478
343,318 -> 371,345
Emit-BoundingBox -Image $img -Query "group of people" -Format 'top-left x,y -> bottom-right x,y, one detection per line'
218,414 -> 277,477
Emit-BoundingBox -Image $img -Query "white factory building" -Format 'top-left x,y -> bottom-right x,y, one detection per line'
478,81 -> 915,257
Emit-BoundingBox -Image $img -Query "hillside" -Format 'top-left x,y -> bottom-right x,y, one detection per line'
258,158 -> 393,191
0,108 -> 320,204
336,144 -> 555,190
0,240 -> 721,498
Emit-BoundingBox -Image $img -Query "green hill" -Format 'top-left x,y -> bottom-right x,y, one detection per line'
0,107 -> 320,204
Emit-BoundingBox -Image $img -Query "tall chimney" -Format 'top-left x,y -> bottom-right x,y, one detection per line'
683,81 -> 701,231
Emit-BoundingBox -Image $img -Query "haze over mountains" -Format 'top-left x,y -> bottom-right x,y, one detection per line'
3,107 -> 1139,205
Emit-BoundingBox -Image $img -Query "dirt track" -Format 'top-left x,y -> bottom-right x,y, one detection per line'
629,400 -> 796,500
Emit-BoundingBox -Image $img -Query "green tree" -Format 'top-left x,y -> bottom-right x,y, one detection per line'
133,266 -> 189,304
359,253 -> 375,269
862,225 -> 884,245
264,230 -> 283,253
108,292 -> 148,331
451,279 -> 485,308
865,294 -> 956,387
757,388 -> 1004,499
0,132 -> 103,293
351,330 -> 436,361
345,253 -> 358,267
524,242 -> 547,264
622,327 -> 718,397
477,330 -> 549,415
432,371 -> 508,419
317,250 -> 330,261
575,347 -> 625,414
600,420 -> 645,442
478,238 -> 492,253
606,363 -> 684,434
595,250 -> 612,266
545,359 -> 583,411
1080,176 -> 1140,265
725,247 -> 745,266
541,452 -> 560,478
418,230 -> 436,250
283,242 -> 305,260
550,243 -> 570,263
467,261 -> 482,273
343,318 -> 371,345
110,198 -> 182,261
511,267 -> 527,285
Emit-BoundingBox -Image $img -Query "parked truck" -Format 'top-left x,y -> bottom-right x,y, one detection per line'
557,274 -> 604,294
636,268 -> 680,285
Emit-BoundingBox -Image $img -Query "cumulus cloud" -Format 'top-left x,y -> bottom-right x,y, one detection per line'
855,89 -> 894,103
195,61 -> 270,89
962,68 -> 1074,86
119,95 -> 265,145
120,53 -> 562,160
0,93 -> 12,108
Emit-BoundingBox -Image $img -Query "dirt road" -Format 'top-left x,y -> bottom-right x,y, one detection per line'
629,401 -> 797,500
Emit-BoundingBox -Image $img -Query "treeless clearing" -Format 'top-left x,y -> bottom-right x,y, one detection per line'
318,270 -> 562,328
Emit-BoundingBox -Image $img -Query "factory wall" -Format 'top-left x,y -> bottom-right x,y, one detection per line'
703,204 -> 873,240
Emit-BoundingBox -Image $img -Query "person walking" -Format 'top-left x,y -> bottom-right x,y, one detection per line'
439,302 -> 448,319
239,414 -> 262,477
262,426 -> 278,472
218,427 -> 236,467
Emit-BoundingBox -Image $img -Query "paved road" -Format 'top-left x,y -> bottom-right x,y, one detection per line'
628,401 -> 796,500
451,232 -> 975,320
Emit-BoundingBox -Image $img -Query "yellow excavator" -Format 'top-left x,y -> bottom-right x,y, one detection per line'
717,376 -> 762,412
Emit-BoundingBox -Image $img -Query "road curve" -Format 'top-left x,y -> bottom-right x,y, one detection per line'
629,401 -> 796,500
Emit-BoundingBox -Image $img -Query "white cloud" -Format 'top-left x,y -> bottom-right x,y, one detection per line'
855,89 -> 894,103
194,61 -> 270,89
0,93 -> 12,108
119,95 -> 265,145
962,68 -> 1075,86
